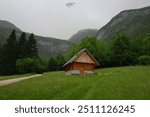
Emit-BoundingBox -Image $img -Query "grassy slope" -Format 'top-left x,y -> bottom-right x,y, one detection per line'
0,73 -> 33,81
0,66 -> 150,100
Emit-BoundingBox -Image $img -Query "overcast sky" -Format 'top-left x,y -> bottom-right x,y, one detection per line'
0,0 -> 150,40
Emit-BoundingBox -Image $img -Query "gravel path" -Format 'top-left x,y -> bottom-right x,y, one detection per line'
0,74 -> 42,86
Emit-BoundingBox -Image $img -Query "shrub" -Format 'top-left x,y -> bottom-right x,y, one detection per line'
35,65 -> 45,74
16,57 -> 44,74
138,55 -> 150,65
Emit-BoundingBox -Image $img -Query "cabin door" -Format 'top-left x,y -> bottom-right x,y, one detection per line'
80,66 -> 84,75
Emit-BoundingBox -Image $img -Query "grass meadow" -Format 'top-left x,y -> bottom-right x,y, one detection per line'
0,66 -> 150,100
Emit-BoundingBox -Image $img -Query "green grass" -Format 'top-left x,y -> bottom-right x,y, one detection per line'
0,66 -> 150,100
0,73 -> 33,81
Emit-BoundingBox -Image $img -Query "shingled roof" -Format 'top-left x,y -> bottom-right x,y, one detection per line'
62,48 -> 99,67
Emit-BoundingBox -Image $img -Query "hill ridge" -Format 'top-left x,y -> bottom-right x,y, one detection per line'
96,6 -> 150,39
0,20 -> 71,57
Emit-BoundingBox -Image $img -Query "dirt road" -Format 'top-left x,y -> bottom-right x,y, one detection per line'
0,74 -> 42,86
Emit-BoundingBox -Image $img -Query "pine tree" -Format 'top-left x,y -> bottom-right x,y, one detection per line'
18,32 -> 28,59
1,30 -> 18,74
27,33 -> 38,57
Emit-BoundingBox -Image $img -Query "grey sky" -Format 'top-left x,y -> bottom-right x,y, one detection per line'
0,0 -> 150,39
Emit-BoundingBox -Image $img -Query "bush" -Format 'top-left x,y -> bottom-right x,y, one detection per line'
16,57 -> 44,74
138,55 -> 150,65
35,65 -> 44,74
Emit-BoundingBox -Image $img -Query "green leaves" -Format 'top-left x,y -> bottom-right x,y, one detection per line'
16,57 -> 44,74
66,36 -> 111,67
143,33 -> 150,56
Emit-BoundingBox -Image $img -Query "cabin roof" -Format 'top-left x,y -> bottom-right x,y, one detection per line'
62,48 -> 99,67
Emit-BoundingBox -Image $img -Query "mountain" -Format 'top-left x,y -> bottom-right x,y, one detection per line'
0,20 -> 22,44
69,29 -> 98,43
0,20 -> 71,57
36,36 -> 70,57
96,6 -> 150,40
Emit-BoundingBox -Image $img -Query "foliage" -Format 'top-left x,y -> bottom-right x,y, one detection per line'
67,36 -> 111,67
0,43 -> 2,54
47,57 -> 58,71
16,57 -> 44,74
26,34 -> 38,57
110,33 -> 134,66
0,30 -> 39,75
55,54 -> 65,68
138,55 -> 150,65
0,66 -> 150,100
0,30 -> 18,75
67,32 -> 150,67
18,32 -> 28,59
67,36 -> 96,59
47,54 -> 65,71
96,40 -> 111,66
142,33 -> 150,56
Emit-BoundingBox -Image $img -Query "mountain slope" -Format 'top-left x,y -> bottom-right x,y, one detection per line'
0,20 -> 71,57
69,29 -> 98,43
0,20 -> 22,44
36,36 -> 70,57
96,6 -> 150,40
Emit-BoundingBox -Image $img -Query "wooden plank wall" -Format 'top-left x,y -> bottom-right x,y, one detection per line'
75,52 -> 94,64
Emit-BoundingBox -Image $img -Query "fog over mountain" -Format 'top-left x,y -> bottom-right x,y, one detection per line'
0,0 -> 150,39
69,29 -> 98,43
1,5 -> 150,57
0,20 -> 71,57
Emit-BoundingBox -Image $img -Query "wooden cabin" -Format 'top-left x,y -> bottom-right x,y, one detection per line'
63,48 -> 99,75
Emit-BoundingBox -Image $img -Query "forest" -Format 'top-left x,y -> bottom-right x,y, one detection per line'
0,29 -> 150,75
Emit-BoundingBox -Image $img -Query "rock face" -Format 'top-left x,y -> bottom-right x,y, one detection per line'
69,29 -> 98,43
96,6 -> 150,40
36,36 -> 70,57
0,20 -> 71,57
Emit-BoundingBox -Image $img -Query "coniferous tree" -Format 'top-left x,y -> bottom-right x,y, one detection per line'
1,30 -> 18,74
27,33 -> 38,57
18,32 -> 28,59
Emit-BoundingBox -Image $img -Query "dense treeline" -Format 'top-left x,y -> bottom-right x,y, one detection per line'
47,54 -> 65,71
0,30 -> 150,75
67,33 -> 150,67
0,29 -> 66,75
0,30 -> 44,75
